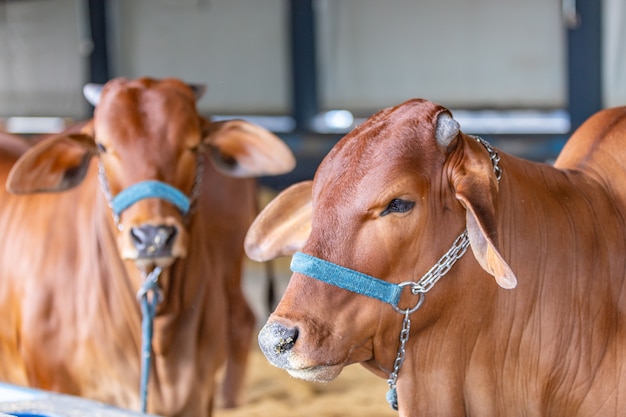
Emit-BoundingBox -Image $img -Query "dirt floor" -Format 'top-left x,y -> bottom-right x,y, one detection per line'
214,346 -> 396,417
215,257 -> 397,417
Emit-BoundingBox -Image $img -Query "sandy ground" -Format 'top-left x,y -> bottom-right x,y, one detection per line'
214,346 -> 396,417
215,257 -> 397,417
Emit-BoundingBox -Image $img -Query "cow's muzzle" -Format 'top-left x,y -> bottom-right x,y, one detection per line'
258,320 -> 345,382
131,224 -> 178,258
258,321 -> 299,368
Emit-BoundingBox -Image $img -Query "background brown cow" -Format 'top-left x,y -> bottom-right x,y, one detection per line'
246,99 -> 626,416
0,77 -> 294,416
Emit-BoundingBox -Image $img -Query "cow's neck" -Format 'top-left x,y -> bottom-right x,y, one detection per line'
382,147 -> 626,413
400,152 -> 626,414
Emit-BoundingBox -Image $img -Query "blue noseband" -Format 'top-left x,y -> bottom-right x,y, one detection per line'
290,227 -> 471,315
291,251 -> 404,308
111,180 -> 191,217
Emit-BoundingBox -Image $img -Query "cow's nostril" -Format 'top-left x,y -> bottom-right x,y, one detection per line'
274,327 -> 298,354
130,225 -> 177,256
258,322 -> 299,366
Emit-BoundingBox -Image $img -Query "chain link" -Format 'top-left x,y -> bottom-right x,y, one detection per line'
385,135 -> 501,410
411,230 -> 470,294
386,309 -> 411,410
473,135 -> 502,181
97,160 -> 120,227
186,152 -> 205,222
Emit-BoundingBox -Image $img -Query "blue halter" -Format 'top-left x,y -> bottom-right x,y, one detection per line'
289,231 -> 469,315
111,180 -> 191,217
291,252 -> 406,308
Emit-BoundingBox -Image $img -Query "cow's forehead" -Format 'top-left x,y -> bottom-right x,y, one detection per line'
94,79 -> 201,148
313,99 -> 448,200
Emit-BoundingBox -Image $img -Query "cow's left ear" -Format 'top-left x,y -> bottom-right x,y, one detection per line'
7,133 -> 96,194
202,119 -> 296,177
450,137 -> 518,289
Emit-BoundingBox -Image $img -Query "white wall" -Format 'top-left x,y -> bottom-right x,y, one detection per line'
0,0 -> 623,119
0,0 -> 87,118
109,0 -> 289,115
604,0 -> 626,107
316,0 -> 566,114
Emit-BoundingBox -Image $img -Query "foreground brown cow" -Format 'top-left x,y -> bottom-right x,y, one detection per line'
0,77 -> 295,416
245,98 -> 626,416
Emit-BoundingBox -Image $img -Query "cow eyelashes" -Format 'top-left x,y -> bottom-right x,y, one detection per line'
381,198 -> 415,216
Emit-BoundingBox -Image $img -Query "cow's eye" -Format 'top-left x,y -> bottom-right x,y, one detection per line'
96,142 -> 107,153
381,198 -> 415,216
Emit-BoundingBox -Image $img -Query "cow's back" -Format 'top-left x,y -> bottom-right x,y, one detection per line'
555,106 -> 626,209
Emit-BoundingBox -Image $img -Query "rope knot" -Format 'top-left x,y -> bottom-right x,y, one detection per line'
136,267 -> 163,303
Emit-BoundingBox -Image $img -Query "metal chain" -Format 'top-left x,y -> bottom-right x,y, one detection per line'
386,309 -> 411,410
97,160 -> 121,227
185,152 -> 205,223
408,136 -> 500,296
473,135 -> 502,181
385,135 -> 501,411
410,230 -> 470,294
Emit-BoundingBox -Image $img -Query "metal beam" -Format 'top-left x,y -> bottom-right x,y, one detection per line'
567,0 -> 603,132
87,0 -> 110,84
289,0 -> 319,132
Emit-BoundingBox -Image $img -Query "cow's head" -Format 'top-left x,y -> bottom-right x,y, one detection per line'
245,99 -> 516,384
7,77 -> 295,271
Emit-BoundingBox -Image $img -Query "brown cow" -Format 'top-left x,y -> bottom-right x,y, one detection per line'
0,77 -> 295,416
245,98 -> 626,416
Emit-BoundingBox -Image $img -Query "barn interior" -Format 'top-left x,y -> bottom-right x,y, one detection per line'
0,0 -> 624,416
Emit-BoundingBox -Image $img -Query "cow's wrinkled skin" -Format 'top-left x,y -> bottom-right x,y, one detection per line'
246,98 -> 626,416
0,77 -> 295,416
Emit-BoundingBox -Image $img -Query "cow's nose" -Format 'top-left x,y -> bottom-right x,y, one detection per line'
130,225 -> 178,258
258,322 -> 299,367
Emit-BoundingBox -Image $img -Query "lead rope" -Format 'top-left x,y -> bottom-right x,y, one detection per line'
137,266 -> 163,413
97,153 -> 204,413
385,135 -> 501,411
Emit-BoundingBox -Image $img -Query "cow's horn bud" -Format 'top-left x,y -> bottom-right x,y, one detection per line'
83,84 -> 103,106
435,112 -> 460,148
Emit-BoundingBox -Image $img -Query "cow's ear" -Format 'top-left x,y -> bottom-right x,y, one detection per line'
452,138 -> 517,289
202,119 -> 295,178
7,133 -> 96,194
245,180 -> 312,262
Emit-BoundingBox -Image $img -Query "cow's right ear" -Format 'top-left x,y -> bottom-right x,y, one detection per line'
7,133 -> 97,194
245,180 -> 313,262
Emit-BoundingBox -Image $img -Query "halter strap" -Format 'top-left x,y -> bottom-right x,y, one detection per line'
291,252 -> 403,306
290,229 -> 469,314
98,154 -> 204,226
111,180 -> 191,217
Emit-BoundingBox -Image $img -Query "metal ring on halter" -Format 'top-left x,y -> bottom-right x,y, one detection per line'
392,282 -> 426,314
